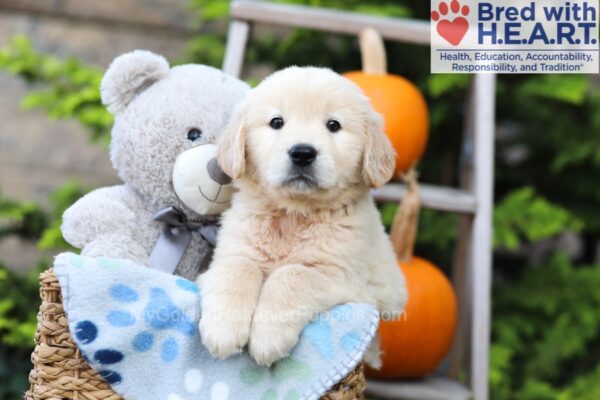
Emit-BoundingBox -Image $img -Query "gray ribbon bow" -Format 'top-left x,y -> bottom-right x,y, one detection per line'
149,206 -> 219,274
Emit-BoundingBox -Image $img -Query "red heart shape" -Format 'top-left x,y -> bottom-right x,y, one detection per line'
436,17 -> 468,46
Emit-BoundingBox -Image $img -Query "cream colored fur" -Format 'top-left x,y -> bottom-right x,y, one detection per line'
198,67 -> 407,367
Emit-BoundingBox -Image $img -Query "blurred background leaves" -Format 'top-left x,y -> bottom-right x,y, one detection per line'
0,36 -> 112,144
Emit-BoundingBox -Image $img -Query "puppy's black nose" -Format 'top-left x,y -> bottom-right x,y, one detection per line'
289,144 -> 317,167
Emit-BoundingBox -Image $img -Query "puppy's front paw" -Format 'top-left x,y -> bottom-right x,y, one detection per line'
364,336 -> 382,369
199,312 -> 251,360
379,286 -> 408,322
249,318 -> 301,367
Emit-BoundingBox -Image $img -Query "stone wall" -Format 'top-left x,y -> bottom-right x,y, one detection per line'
0,0 -> 196,271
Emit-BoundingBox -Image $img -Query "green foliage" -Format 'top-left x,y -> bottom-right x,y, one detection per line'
38,181 -> 86,251
185,0 -> 412,70
0,264 -> 41,398
415,209 -> 458,255
188,0 -> 411,22
183,35 -> 228,68
0,267 -> 38,347
517,75 -> 589,105
0,192 -> 47,239
492,255 -> 600,399
496,74 -> 600,233
494,187 -> 583,250
550,92 -> 600,172
382,186 -> 577,258
380,203 -> 458,259
0,36 -> 112,143
427,74 -> 471,98
0,184 -> 85,398
188,0 -> 231,21
378,202 -> 397,229
0,183 -> 85,250
560,365 -> 600,400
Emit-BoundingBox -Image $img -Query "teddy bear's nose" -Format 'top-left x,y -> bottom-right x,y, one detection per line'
207,158 -> 232,185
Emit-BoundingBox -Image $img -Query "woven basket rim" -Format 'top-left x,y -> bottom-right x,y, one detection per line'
25,267 -> 365,400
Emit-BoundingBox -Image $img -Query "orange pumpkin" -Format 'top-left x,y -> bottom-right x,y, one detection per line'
367,170 -> 458,379
344,29 -> 429,176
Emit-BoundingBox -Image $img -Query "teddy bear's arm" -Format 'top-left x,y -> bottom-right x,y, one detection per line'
61,185 -> 150,265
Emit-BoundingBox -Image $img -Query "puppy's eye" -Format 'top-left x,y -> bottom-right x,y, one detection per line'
187,128 -> 203,141
326,119 -> 341,133
269,117 -> 284,130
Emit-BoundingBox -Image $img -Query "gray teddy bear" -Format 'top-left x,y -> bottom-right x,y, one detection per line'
62,50 -> 249,280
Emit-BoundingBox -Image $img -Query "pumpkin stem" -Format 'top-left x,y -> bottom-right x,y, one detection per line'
390,167 -> 420,262
359,28 -> 387,75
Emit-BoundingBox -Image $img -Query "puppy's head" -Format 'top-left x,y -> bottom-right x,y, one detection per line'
218,67 -> 395,202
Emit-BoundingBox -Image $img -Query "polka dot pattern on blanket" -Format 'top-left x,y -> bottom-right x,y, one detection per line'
54,253 -> 379,400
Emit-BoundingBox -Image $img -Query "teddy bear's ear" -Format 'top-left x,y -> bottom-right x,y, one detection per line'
100,50 -> 169,114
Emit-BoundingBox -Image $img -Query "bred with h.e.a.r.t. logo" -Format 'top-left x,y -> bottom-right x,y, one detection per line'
431,0 -> 471,46
431,0 -> 599,74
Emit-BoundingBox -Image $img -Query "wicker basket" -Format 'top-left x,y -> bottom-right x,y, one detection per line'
25,269 -> 366,400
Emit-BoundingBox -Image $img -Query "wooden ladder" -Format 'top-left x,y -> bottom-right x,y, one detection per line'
222,2 -> 496,399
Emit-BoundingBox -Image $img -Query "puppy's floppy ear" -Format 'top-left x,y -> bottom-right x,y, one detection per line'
362,107 -> 396,188
217,99 -> 249,180
100,50 -> 169,114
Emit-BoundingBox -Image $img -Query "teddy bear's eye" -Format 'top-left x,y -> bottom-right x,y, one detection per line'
326,119 -> 341,133
187,128 -> 203,141
269,117 -> 284,130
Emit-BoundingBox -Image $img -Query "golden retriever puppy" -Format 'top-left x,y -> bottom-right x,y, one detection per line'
198,66 -> 407,367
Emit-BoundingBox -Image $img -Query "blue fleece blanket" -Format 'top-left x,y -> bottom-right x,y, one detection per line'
54,253 -> 378,400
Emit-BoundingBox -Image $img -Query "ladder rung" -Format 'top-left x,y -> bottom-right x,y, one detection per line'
372,183 -> 477,214
230,0 -> 430,44
366,377 -> 472,400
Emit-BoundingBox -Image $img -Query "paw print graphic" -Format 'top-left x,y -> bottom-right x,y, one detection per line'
72,277 -> 201,388
431,0 -> 470,46
62,255 -> 380,400
105,280 -> 198,361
